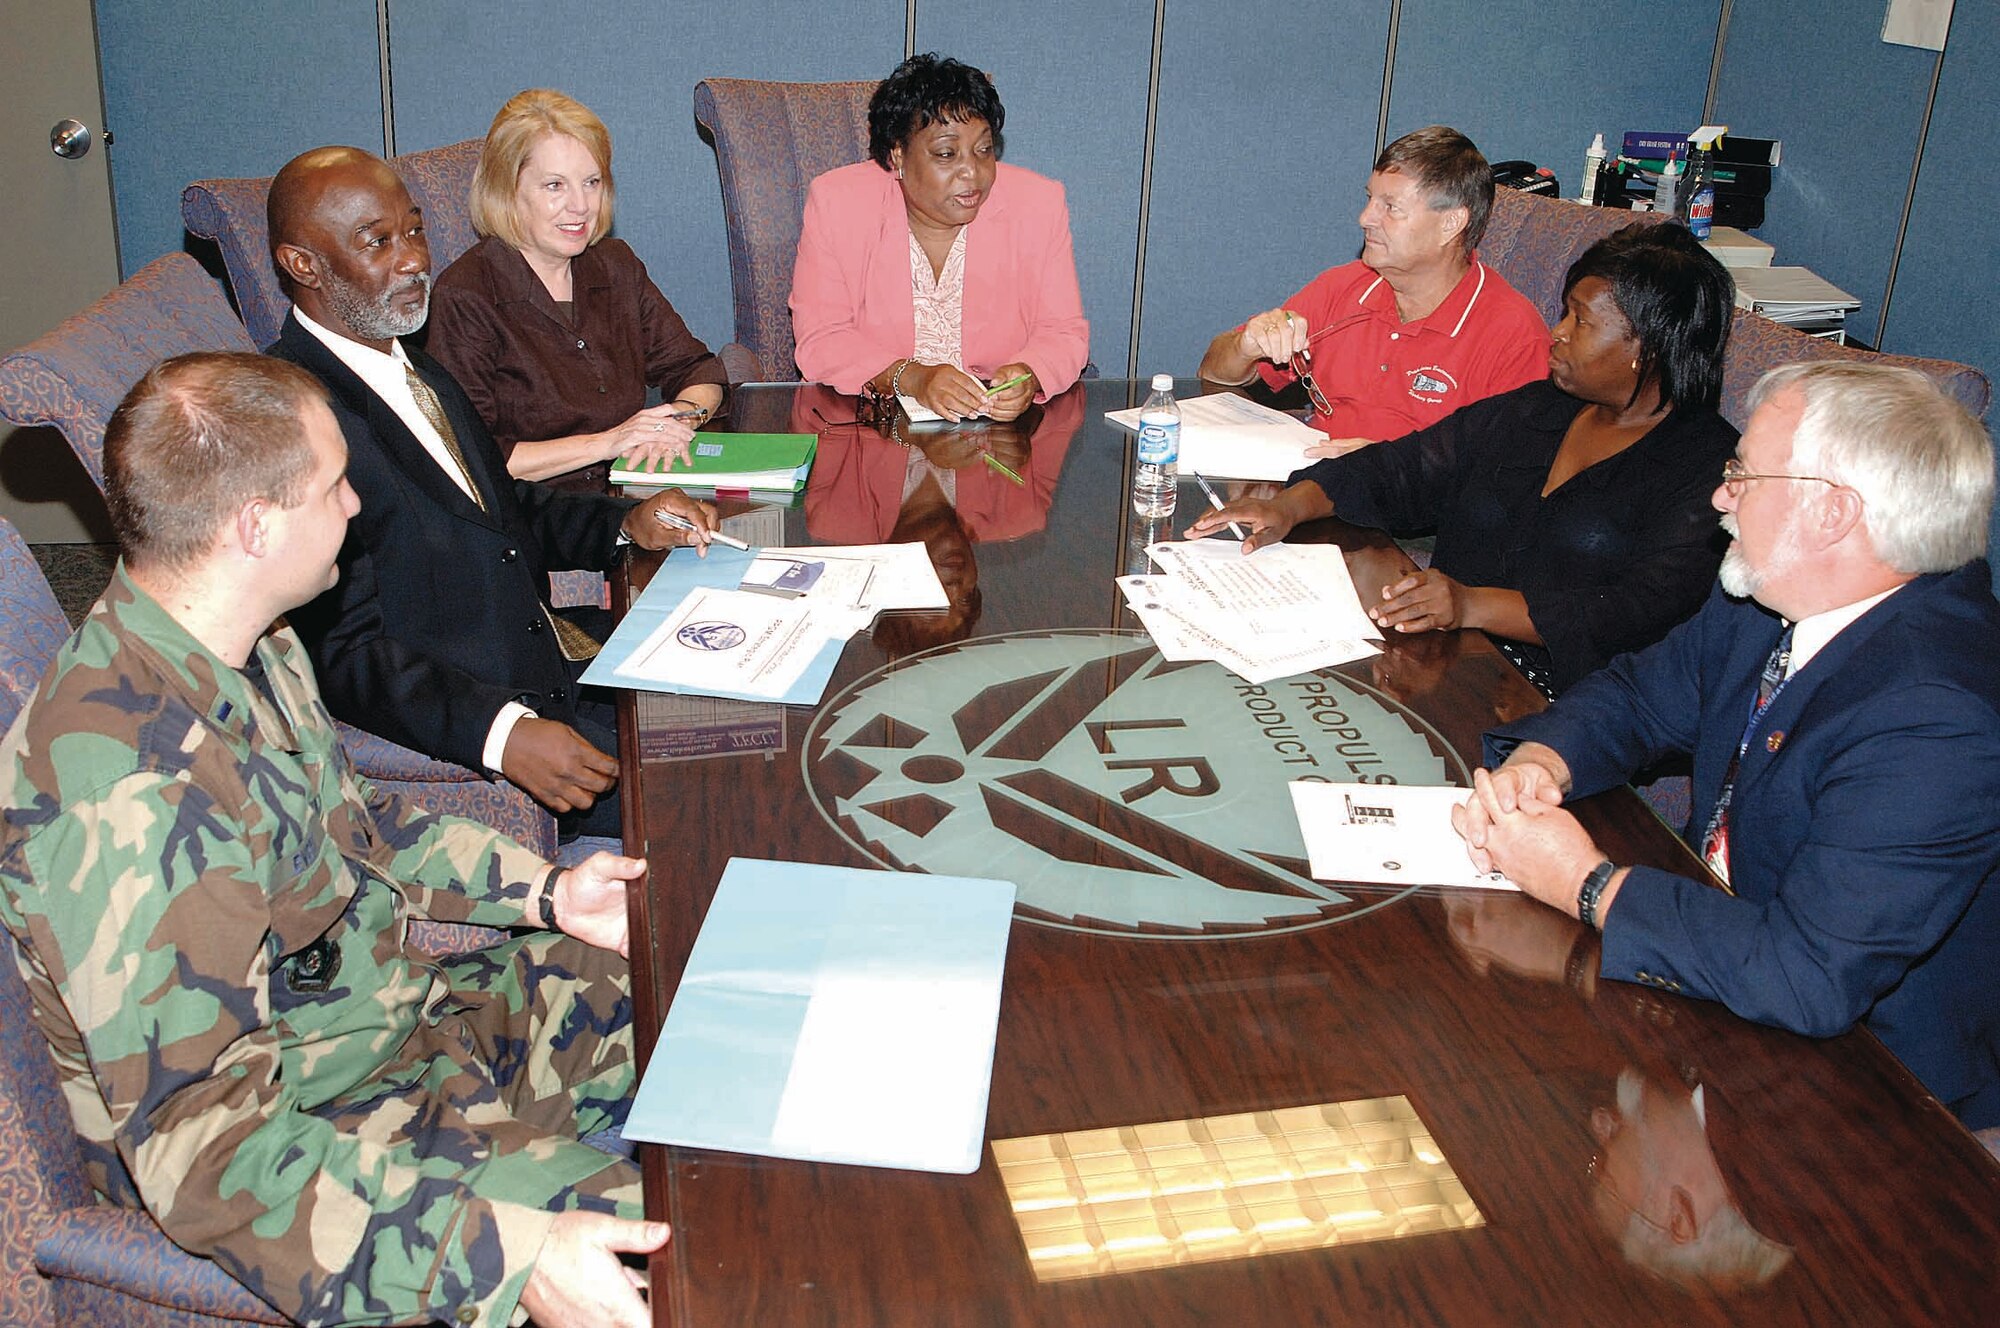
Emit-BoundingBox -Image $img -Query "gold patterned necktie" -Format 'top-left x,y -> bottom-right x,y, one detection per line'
402,363 -> 599,661
403,364 -> 486,512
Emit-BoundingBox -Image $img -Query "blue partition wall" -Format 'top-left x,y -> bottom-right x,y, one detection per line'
917,3 -> 1156,377
1135,1 -> 1390,377
387,0 -> 905,366
95,0 -> 384,292
86,0 -> 2000,406
1387,0 -> 1724,196
1883,2 -> 1999,390
1712,0 -> 1944,342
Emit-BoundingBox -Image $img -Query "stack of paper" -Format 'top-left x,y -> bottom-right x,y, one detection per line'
1731,267 -> 1860,340
1118,540 -> 1381,684
580,542 -> 948,704
612,432 -> 818,494
1105,392 -> 1329,481
624,859 -> 1017,1173
1288,782 -> 1517,890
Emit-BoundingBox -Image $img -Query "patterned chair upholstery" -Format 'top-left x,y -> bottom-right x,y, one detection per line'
1717,307 -> 1989,429
0,255 -> 254,489
693,77 -> 876,382
0,253 -> 558,858
180,139 -> 490,351
1479,187 -> 1666,328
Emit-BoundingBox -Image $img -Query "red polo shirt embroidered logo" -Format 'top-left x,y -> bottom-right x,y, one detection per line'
1407,366 -> 1459,404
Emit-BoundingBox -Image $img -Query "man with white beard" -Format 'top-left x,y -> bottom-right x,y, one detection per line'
1451,360 -> 2000,1132
263,146 -> 717,841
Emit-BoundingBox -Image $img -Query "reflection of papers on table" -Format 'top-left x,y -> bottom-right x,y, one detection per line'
623,858 -> 1017,1174
1118,540 -> 1381,684
1289,782 -> 1517,890
1104,392 -> 1329,481
634,691 -> 786,762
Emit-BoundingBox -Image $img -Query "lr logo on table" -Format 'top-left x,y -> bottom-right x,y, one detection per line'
802,630 -> 1467,939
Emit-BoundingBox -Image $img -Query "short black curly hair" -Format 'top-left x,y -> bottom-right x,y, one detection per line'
868,53 -> 1005,170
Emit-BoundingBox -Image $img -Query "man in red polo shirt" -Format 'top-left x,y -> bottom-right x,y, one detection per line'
1199,126 -> 1548,454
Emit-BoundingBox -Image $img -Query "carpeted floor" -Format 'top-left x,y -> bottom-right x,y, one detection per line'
30,543 -> 118,627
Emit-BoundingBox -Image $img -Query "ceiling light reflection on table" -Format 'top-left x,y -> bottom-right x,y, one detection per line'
993,1095 -> 1482,1282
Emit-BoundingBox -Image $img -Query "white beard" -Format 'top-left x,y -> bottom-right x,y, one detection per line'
1717,511 -> 1803,602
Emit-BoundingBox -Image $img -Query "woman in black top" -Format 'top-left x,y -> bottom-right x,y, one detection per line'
1191,224 -> 1738,695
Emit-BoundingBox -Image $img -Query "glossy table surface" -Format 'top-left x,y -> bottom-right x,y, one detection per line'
617,380 -> 2000,1326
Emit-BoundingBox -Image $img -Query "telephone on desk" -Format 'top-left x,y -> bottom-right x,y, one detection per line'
1491,160 -> 1561,198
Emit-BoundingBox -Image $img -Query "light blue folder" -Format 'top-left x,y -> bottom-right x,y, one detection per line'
579,544 -> 847,704
623,858 -> 1018,1174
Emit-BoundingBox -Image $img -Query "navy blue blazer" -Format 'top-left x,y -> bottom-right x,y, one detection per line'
271,313 -> 634,772
1488,564 -> 2000,1128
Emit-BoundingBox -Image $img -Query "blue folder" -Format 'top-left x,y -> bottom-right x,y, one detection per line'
623,858 -> 1018,1173
579,544 -> 847,704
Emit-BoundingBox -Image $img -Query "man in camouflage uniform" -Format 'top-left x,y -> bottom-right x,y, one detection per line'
0,353 -> 664,1328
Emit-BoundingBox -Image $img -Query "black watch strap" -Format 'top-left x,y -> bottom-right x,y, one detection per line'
537,867 -> 560,929
1578,859 -> 1616,930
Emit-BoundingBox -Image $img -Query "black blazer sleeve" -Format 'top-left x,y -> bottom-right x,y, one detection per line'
271,318 -> 632,769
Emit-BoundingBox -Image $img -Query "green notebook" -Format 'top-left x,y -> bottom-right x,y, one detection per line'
611,432 -> 818,492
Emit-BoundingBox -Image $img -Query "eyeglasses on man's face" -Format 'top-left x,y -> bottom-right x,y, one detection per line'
1720,457 -> 1840,498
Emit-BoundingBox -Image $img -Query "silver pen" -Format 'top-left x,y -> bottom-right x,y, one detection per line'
654,509 -> 751,550
1192,472 -> 1246,540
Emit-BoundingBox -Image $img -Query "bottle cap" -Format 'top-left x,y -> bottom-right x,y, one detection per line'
1589,132 -> 1605,152
1151,373 -> 1173,391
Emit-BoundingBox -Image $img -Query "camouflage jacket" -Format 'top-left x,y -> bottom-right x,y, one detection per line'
0,568 -> 602,1326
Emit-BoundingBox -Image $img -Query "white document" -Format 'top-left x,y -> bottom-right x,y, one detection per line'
1118,575 -> 1378,684
773,543 -> 950,615
1106,392 -> 1329,481
1289,781 -> 1518,890
624,858 -> 1017,1174
1146,539 -> 1379,644
623,585 -> 829,700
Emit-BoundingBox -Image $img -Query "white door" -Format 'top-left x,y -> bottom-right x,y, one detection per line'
0,0 -> 122,542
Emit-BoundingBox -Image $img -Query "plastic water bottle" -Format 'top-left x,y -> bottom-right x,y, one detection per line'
1132,373 -> 1179,519
1652,152 -> 1680,215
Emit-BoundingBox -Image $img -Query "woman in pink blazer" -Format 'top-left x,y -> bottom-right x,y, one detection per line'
789,54 -> 1089,422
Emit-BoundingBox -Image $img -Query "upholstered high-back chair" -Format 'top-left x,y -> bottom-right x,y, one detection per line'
0,254 -> 255,489
1717,308 -> 1989,429
179,139 -> 488,350
693,77 -> 876,381
1478,188 -> 1666,329
0,254 -> 558,858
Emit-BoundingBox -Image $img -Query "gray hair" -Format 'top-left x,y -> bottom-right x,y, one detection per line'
1750,361 -> 1994,574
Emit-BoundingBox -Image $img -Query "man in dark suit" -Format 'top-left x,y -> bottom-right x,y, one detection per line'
265,146 -> 717,838
1453,361 -> 2000,1129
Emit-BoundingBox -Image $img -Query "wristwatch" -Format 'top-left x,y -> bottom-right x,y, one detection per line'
536,867 -> 560,929
1577,859 -> 1616,930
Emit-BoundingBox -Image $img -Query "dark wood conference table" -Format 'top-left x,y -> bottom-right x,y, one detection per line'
614,380 -> 2000,1327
